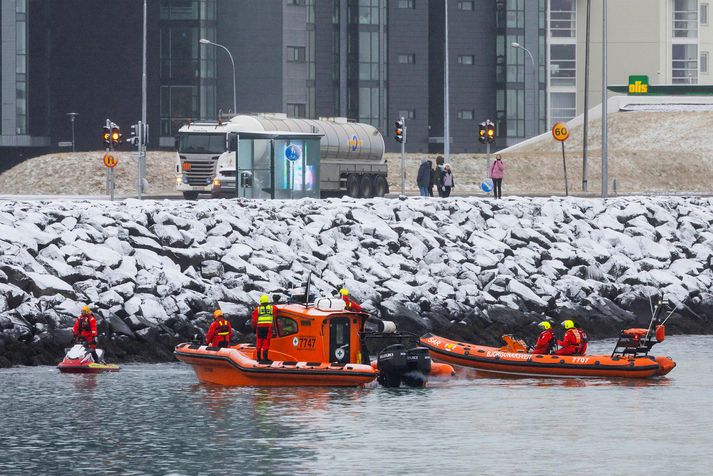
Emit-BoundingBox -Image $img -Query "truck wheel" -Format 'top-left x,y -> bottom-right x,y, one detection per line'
346,174 -> 360,198
373,175 -> 388,197
182,191 -> 199,200
360,174 -> 374,199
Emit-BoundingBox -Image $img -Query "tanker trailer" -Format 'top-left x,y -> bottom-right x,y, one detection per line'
176,114 -> 387,199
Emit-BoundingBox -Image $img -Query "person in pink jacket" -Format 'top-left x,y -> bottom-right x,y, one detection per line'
489,154 -> 505,199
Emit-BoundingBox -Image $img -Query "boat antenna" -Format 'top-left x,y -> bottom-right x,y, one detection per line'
304,271 -> 312,308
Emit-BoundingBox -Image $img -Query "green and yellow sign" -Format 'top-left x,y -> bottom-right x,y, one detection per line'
628,75 -> 649,95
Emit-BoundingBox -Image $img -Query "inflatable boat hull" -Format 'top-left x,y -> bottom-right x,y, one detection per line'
420,334 -> 676,379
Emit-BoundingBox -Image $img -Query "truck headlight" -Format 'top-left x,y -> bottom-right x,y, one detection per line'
213,179 -> 221,187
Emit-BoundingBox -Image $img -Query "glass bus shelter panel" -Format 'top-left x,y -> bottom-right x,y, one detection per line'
273,139 -> 321,199
236,138 -> 273,199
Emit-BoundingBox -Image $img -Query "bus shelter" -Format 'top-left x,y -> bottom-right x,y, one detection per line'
228,131 -> 322,199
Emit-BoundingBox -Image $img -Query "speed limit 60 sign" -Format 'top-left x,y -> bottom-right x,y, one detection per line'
552,122 -> 570,142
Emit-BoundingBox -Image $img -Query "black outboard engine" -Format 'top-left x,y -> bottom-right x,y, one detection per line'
376,344 -> 408,388
403,347 -> 431,388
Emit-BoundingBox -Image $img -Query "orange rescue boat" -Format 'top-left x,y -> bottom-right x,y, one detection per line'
420,326 -> 676,379
175,293 -> 454,387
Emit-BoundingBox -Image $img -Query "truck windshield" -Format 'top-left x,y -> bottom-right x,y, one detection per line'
178,133 -> 226,155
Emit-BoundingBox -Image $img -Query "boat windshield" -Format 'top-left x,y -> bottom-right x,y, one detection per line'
277,317 -> 299,337
178,133 -> 226,155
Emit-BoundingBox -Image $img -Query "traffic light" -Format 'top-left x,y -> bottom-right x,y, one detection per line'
111,126 -> 122,146
394,119 -> 404,143
103,126 -> 111,148
486,122 -> 495,144
478,122 -> 486,144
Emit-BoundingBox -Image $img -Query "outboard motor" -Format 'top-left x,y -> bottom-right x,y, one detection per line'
403,347 -> 431,388
376,344 -> 408,388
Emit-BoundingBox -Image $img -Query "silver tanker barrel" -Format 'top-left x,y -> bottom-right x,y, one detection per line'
228,114 -> 388,197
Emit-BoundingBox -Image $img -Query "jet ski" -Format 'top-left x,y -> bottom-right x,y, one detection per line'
57,344 -> 120,373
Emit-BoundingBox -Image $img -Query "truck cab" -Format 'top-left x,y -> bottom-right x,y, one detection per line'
175,122 -> 230,200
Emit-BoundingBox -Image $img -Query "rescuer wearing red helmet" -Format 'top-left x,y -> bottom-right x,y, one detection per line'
531,321 -> 556,354
554,320 -> 588,355
73,305 -> 100,362
339,288 -> 363,312
251,295 -> 277,362
205,309 -> 233,348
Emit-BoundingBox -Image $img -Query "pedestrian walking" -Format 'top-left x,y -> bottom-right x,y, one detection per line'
489,154 -> 505,199
416,159 -> 432,197
442,163 -> 454,197
434,155 -> 445,197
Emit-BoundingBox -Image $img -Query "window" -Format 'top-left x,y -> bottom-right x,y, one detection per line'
358,31 -> 380,80
672,43 -> 699,83
701,3 -> 709,25
398,0 -> 415,8
277,317 -> 299,337
397,54 -> 415,64
458,1 -> 474,10
457,55 -> 475,65
550,44 -> 576,86
673,0 -> 698,38
398,110 -> 416,119
457,110 -> 474,120
701,52 -> 709,74
287,46 -> 306,62
287,103 -> 306,118
550,0 -> 576,38
551,92 -> 576,124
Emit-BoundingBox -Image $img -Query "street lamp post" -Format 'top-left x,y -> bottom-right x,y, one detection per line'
200,38 -> 237,116
511,42 -> 537,139
66,112 -> 78,152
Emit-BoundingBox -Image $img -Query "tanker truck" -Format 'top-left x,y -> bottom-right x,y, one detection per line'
174,114 -> 387,199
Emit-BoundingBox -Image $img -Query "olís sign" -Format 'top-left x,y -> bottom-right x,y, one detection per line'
628,75 -> 649,95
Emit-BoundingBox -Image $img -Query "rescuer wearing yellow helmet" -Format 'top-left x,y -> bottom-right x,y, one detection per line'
339,288 -> 363,312
531,320 -> 556,354
251,294 -> 277,362
554,320 -> 588,355
72,305 -> 100,362
205,309 -> 232,348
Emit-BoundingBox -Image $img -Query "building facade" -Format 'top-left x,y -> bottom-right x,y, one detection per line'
3,0 -> 710,170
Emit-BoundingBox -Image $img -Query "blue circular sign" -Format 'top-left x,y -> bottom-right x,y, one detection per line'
285,144 -> 302,162
481,178 -> 494,193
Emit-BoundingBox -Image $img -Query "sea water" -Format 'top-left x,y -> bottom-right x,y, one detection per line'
1,335 -> 712,475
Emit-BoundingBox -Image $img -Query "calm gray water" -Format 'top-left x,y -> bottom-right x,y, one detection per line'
1,336 -> 712,476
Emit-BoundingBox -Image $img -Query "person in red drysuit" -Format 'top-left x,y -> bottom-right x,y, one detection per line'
554,320 -> 588,355
339,288 -> 363,312
205,309 -> 233,348
73,305 -> 100,362
251,294 -> 277,362
532,321 -> 556,354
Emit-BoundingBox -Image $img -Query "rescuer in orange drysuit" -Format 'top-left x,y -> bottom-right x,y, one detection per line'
339,288 -> 363,312
531,321 -> 556,354
205,310 -> 233,348
252,295 -> 277,362
73,305 -> 100,362
554,320 -> 588,355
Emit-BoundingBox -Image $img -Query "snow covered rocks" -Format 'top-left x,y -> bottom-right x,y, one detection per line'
1,196 -> 713,366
